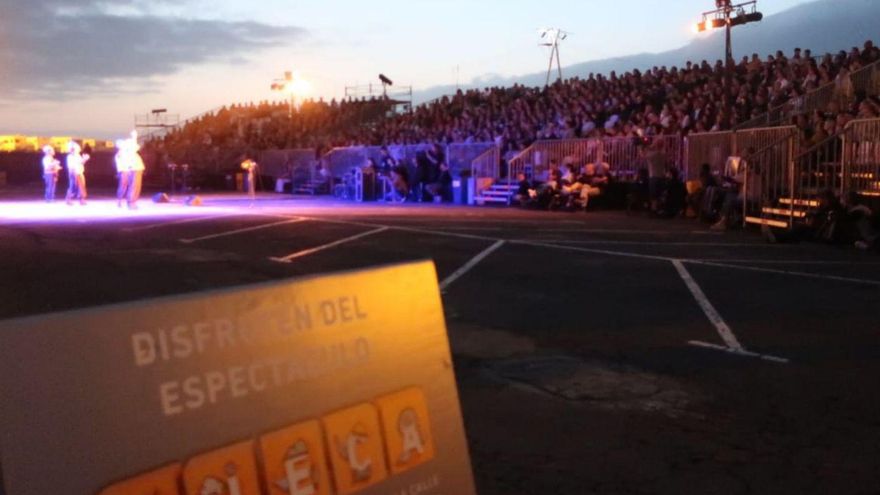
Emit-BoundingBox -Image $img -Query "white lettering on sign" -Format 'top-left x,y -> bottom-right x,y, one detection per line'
158,337 -> 371,416
131,296 -> 368,368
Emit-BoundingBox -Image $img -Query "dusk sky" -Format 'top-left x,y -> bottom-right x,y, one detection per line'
0,0 -> 814,139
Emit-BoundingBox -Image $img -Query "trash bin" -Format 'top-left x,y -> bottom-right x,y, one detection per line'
452,176 -> 470,205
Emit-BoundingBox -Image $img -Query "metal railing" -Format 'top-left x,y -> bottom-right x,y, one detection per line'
684,131 -> 734,180
737,59 -> 880,130
742,131 -> 799,226
507,139 -> 602,182
469,146 -> 501,197
507,136 -> 682,184
841,118 -> 880,197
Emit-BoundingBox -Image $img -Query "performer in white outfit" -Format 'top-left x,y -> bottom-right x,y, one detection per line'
65,141 -> 89,205
115,139 -> 131,207
41,145 -> 61,202
127,138 -> 145,209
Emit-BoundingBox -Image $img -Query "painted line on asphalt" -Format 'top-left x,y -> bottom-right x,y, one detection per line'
510,239 -> 674,262
123,213 -> 241,232
684,259 -> 880,287
301,217 -> 880,288
509,240 -> 775,247
688,340 -> 790,364
180,218 -> 307,244
672,260 -> 744,351
440,240 -> 506,293
270,227 -> 389,263
685,259 -> 880,265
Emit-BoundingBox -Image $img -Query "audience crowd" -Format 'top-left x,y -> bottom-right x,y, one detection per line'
142,40 -> 880,251
149,40 -> 879,168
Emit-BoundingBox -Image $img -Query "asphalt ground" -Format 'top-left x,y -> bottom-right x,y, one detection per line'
1,190 -> 879,494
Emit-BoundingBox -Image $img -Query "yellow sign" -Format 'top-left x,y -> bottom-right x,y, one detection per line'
259,420 -> 332,495
182,441 -> 261,495
376,387 -> 436,475
0,261 -> 474,495
98,463 -> 182,495
322,403 -> 389,494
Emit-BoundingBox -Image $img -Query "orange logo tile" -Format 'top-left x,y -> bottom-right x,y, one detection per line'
258,419 -> 332,495
375,387 -> 435,475
322,403 -> 388,494
98,463 -> 182,495
182,440 -> 261,495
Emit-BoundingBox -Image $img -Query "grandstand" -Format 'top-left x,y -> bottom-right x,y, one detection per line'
143,39 -> 880,237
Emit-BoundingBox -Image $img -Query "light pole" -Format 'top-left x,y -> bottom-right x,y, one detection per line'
539,28 -> 569,86
694,1 -> 763,69
694,1 -> 762,111
271,71 -> 311,117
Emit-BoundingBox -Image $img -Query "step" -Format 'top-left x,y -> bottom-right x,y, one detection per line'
745,216 -> 790,228
474,196 -> 510,205
762,207 -> 807,218
779,197 -> 820,207
481,190 -> 514,197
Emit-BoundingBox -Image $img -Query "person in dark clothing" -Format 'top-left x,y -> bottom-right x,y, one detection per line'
687,163 -> 719,220
426,163 -> 453,202
657,167 -> 687,218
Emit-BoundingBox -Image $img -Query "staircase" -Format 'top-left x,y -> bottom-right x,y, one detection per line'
293,178 -> 327,195
474,182 -> 518,205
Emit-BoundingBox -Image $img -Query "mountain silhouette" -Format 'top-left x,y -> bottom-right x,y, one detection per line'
414,0 -> 880,102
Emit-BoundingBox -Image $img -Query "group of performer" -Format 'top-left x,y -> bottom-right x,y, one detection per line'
40,131 -> 145,208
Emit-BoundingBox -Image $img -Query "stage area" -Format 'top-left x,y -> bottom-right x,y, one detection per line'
1,193 -> 878,494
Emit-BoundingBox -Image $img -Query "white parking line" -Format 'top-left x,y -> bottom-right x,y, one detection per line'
180,218 -> 306,244
269,227 -> 389,263
510,239 -> 674,262
509,240 -> 774,247
672,260 -> 743,351
688,340 -> 790,364
685,259 -> 880,287
440,240 -> 506,293
685,259 -> 880,265
123,213 -> 240,232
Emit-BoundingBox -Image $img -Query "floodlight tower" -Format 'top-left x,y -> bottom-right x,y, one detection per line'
694,0 -> 763,69
539,28 -> 569,86
271,71 -> 310,117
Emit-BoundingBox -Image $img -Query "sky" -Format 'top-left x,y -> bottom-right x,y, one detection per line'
0,0 -> 815,138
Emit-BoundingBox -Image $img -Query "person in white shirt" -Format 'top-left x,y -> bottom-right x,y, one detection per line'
241,157 -> 258,201
127,139 -> 146,209
65,141 -> 89,205
115,139 -> 131,207
41,145 -> 61,202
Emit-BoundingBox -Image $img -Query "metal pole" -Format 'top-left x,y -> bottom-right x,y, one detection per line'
546,45 -> 554,86
555,42 -> 563,82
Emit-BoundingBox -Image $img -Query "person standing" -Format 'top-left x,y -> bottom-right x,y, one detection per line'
127,141 -> 145,209
115,139 -> 131,207
65,141 -> 89,205
241,157 -> 258,201
41,145 -> 61,202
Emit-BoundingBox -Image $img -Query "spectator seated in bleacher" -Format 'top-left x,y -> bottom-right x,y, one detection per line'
762,189 -> 844,244
843,192 -> 880,250
567,163 -> 608,211
711,154 -> 750,230
426,163 -> 453,203
626,168 -> 651,213
687,163 -> 720,220
655,167 -> 687,218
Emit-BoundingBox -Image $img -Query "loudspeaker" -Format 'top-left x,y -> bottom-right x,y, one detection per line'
185,195 -> 203,206
152,193 -> 170,203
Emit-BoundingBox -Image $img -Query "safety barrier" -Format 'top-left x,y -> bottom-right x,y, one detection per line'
841,118 -> 880,198
507,136 -> 681,184
684,131 -> 734,180
738,59 -> 880,130
742,130 -> 799,227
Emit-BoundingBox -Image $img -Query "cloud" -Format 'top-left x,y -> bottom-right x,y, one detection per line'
0,0 -> 305,100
